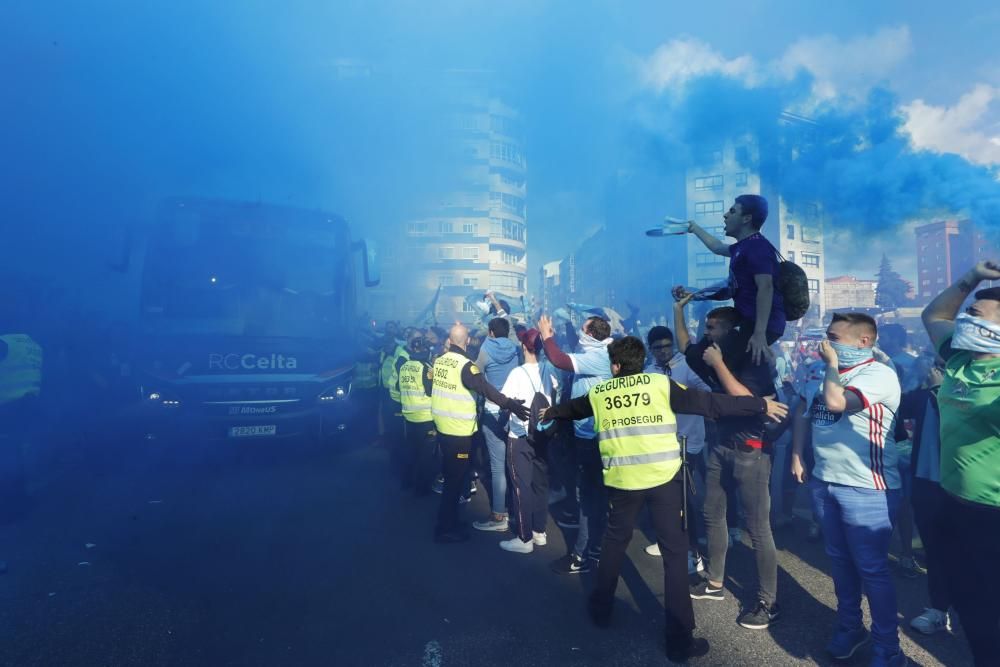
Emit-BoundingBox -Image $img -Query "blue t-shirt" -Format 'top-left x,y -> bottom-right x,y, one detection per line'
728,233 -> 785,336
568,338 -> 612,439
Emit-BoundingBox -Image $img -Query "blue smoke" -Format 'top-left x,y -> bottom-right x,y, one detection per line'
636,71 -> 1000,240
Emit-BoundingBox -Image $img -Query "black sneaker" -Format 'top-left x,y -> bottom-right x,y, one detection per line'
434,530 -> 470,544
666,636 -> 710,663
737,600 -> 781,630
586,597 -> 612,628
689,580 -> 725,600
554,511 -> 579,529
551,553 -> 592,575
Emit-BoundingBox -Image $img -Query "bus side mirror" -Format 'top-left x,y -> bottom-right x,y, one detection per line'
358,238 -> 380,287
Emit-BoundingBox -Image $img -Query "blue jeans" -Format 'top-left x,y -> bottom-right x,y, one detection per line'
480,411 -> 509,515
810,480 -> 901,658
573,437 -> 607,560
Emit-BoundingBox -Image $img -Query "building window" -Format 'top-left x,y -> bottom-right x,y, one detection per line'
808,279 -> 820,293
703,148 -> 723,164
461,300 -> 476,312
438,247 -> 454,260
500,173 -> 525,189
696,277 -> 725,288
696,252 -> 725,266
462,275 -> 479,287
802,253 -> 820,267
802,226 -> 821,243
734,145 -> 750,163
439,274 -> 454,286
461,247 -> 480,260
694,200 -> 725,216
786,224 -> 795,240
439,221 -> 453,234
490,141 -> 524,167
490,270 -> 525,292
708,226 -> 726,238
921,279 -> 930,286
694,175 -> 724,191
501,250 -> 520,265
462,222 -> 478,235
407,222 -> 428,235
734,172 -> 748,186
786,251 -> 795,263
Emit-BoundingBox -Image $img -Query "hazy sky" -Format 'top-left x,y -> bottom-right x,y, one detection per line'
4,0 -> 1000,299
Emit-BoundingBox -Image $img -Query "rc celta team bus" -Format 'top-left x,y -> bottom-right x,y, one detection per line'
134,197 -> 378,443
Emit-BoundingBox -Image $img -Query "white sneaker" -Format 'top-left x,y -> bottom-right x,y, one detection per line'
645,543 -> 661,557
910,608 -> 950,635
473,516 -> 509,532
500,538 -> 533,554
532,531 -> 547,546
688,553 -> 705,575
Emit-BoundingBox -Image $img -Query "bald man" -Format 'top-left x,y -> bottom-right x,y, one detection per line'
431,323 -> 530,543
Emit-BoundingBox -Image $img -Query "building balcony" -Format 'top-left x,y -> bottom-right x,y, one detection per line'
489,235 -> 526,252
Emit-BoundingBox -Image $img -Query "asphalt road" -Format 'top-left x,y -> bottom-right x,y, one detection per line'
0,430 -> 974,666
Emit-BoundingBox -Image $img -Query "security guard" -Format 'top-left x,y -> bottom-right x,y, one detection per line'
379,331 -> 409,470
398,331 -> 436,494
542,335 -> 787,662
431,323 -> 528,543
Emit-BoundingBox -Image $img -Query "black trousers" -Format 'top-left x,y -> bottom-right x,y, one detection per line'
910,478 -> 951,613
404,420 -> 437,495
435,434 -> 472,535
381,391 -> 405,478
938,492 -> 1000,666
507,436 -> 549,542
592,475 -> 696,646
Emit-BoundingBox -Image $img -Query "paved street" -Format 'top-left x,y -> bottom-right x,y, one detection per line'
0,431 -> 973,666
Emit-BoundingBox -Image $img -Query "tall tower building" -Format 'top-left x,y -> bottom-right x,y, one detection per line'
915,219 -> 999,303
375,73 -> 527,325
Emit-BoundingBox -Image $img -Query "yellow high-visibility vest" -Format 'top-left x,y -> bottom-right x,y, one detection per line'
431,351 -> 478,436
0,334 -> 42,405
380,345 -> 409,403
399,359 -> 432,423
588,373 -> 680,490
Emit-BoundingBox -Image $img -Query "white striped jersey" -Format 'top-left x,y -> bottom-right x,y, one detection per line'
805,359 -> 902,491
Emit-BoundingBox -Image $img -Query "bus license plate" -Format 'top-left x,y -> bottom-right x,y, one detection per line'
229,425 -> 277,438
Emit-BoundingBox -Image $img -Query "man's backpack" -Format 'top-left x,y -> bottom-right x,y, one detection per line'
764,239 -> 810,321
521,365 -> 555,446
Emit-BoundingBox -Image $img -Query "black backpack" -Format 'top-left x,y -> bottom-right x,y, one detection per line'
521,365 -> 556,446
764,239 -> 811,321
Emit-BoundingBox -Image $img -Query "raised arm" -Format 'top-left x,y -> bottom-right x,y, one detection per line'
687,221 -> 731,256
702,343 -> 754,397
922,261 -> 1000,351
537,314 -> 575,372
673,293 -> 694,353
817,341 -> 864,414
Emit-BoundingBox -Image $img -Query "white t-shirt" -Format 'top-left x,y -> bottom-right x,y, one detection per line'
500,362 -> 559,438
806,359 -> 902,490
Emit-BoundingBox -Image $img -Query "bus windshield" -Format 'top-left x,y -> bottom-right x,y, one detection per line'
141,208 -> 353,338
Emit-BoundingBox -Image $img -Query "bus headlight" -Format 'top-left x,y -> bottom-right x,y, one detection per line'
318,384 -> 351,402
145,389 -> 181,408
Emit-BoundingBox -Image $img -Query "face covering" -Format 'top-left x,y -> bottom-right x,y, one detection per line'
830,340 -> 874,369
952,313 -> 1000,354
